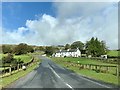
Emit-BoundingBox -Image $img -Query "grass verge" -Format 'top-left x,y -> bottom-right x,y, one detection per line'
107,50 -> 119,57
0,57 -> 41,89
51,57 -> 118,85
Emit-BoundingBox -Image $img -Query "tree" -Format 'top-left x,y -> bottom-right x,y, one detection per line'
13,43 -> 29,55
27,46 -> 34,53
17,58 -> 24,64
71,41 -> 84,50
2,53 -> 17,64
2,45 -> 12,54
64,44 -> 70,50
37,46 -> 45,51
85,37 -> 107,57
45,46 -> 59,56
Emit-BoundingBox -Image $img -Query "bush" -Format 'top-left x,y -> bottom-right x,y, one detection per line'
2,53 -> 17,65
107,55 -> 118,58
13,43 -> 34,55
2,45 -> 12,54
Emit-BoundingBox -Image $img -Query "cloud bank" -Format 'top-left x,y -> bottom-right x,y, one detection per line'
2,2 -> 118,49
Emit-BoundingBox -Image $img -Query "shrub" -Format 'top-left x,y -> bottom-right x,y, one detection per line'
2,53 -> 17,65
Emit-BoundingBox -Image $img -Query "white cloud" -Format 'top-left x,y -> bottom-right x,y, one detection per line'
2,2 -> 118,49
54,2 -> 114,19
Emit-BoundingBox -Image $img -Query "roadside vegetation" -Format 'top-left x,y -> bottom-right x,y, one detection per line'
0,43 -> 42,89
14,55 -> 32,63
107,50 -> 119,57
1,57 -> 41,88
51,57 -> 118,85
0,37 -> 119,88
48,37 -> 119,86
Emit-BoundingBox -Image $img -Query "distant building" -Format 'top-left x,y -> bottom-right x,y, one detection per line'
52,48 -> 81,57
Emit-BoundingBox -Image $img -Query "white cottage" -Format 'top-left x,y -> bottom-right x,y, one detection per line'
52,48 -> 81,57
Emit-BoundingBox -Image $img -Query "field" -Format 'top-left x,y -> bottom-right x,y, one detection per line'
14,54 -> 32,63
107,50 -> 119,56
0,54 -> 32,63
0,54 -> 32,71
51,57 -> 117,66
51,57 -> 118,85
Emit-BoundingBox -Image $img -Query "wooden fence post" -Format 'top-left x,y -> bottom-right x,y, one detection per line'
17,64 -> 19,71
89,64 -> 91,70
116,65 -> 119,77
9,65 -> 12,75
99,66 -> 102,72
95,65 -> 97,70
106,67 -> 109,73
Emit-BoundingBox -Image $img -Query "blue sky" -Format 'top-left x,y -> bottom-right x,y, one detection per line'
2,2 -> 118,50
2,2 -> 55,30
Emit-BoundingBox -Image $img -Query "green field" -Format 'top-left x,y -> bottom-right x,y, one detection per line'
0,54 -> 7,59
0,54 -> 32,72
107,50 -> 119,56
0,54 -> 32,63
51,57 -> 117,66
14,54 -> 32,63
51,57 -> 118,85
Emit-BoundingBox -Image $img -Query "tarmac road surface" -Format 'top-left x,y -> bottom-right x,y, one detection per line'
6,56 -> 118,90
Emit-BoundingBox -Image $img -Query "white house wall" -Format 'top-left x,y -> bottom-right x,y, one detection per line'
53,49 -> 81,57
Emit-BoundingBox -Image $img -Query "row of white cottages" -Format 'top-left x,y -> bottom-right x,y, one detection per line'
52,48 -> 81,57
52,48 -> 107,59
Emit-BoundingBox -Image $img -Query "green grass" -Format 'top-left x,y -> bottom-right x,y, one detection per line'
0,67 -> 9,70
76,69 -> 118,85
51,57 -> 117,66
107,50 -> 119,56
0,54 -> 32,67
1,58 -> 41,88
0,54 -> 7,59
14,54 -> 32,63
0,54 -> 32,63
51,57 -> 118,85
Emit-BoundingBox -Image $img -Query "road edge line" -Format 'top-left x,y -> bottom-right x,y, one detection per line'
49,64 -> 74,90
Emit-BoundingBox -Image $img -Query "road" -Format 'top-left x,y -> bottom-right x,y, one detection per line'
6,56 -> 118,90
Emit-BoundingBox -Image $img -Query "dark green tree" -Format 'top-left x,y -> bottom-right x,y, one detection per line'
13,43 -> 28,55
2,45 -> 12,54
64,44 -> 70,50
45,46 -> 59,56
71,41 -> 84,50
38,46 -> 45,51
27,46 -> 34,53
2,53 -> 16,64
85,37 -> 107,57
17,58 -> 24,64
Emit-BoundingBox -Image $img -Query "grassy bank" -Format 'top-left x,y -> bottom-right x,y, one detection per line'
52,57 -> 117,66
51,57 -> 118,85
107,50 -> 119,57
14,54 -> 32,63
0,54 -> 32,67
1,55 -> 41,89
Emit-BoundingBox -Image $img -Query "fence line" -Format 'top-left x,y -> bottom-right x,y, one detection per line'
0,57 -> 35,77
65,61 -> 119,76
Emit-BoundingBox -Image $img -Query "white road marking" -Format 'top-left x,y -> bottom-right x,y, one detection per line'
65,83 -> 73,89
49,66 -> 74,90
48,60 -> 111,89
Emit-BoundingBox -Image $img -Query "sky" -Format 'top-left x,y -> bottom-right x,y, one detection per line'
1,1 -> 118,50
